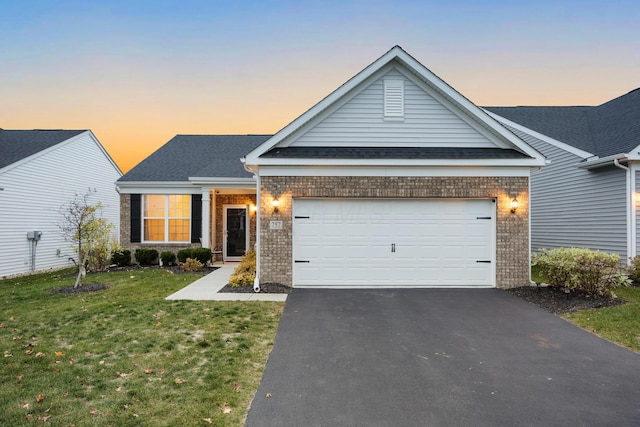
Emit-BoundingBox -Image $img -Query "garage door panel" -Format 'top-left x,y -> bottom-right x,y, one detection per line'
293,199 -> 494,288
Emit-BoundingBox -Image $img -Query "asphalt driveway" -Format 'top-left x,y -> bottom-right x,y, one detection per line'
245,289 -> 640,426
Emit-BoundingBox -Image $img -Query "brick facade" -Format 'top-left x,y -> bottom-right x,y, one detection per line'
259,176 -> 529,289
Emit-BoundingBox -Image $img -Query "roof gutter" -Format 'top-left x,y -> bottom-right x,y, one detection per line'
579,153 -> 627,169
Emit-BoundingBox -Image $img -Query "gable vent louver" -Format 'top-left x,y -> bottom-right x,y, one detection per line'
384,79 -> 404,118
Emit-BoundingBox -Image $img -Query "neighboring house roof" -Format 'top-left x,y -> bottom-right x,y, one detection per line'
484,88 -> 640,158
0,129 -> 86,169
118,134 -> 272,182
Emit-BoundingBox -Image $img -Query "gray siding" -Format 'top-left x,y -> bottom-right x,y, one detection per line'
510,127 -> 628,259
0,132 -> 121,277
293,68 -> 496,147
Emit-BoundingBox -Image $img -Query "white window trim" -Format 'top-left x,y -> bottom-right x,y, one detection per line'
142,195 -> 191,243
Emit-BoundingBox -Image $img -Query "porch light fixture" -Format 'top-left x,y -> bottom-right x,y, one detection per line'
510,198 -> 519,213
272,198 -> 280,213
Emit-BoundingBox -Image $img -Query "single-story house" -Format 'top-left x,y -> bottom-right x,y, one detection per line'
0,129 -> 122,277
484,87 -> 640,264
117,46 -> 546,289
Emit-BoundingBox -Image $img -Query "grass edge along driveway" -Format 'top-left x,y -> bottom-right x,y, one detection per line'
0,268 -> 283,426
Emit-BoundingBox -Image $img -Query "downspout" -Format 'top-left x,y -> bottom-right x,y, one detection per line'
529,165 -> 544,285
614,159 -> 633,264
242,159 -> 261,292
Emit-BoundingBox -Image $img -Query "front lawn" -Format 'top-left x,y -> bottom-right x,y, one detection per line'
0,268 -> 283,426
563,286 -> 640,353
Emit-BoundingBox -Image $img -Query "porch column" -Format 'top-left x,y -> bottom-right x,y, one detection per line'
201,189 -> 210,248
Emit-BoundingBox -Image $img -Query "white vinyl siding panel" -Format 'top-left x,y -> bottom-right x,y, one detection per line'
0,132 -> 121,277
509,127 -> 628,259
292,69 -> 496,147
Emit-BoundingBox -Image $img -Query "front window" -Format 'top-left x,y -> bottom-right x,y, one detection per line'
143,195 -> 191,242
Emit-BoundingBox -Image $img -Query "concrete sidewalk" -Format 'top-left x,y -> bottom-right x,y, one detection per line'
165,263 -> 287,302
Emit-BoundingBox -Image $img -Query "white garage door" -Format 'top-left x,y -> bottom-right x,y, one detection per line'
292,198 -> 495,288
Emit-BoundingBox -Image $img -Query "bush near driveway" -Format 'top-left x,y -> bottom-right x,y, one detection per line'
532,247 -> 626,297
0,269 -> 283,426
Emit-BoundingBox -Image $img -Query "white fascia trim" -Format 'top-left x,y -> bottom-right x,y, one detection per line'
258,165 -> 531,177
116,181 -> 201,194
187,177 -> 256,188
625,144 -> 640,161
86,130 -> 123,176
484,110 -> 595,159
579,154 -> 628,169
251,156 -> 545,168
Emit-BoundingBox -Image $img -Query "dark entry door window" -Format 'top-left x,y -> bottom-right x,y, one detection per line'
225,207 -> 247,259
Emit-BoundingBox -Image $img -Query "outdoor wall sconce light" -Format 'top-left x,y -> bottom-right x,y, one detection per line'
250,204 -> 257,214
272,198 -> 280,213
510,197 -> 519,213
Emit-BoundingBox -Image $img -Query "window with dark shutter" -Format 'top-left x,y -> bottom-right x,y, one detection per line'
191,194 -> 202,243
130,194 -> 141,243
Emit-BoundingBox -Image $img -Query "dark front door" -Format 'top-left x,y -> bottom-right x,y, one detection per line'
224,206 -> 248,260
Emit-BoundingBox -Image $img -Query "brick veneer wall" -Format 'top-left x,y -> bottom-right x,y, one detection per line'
259,176 -> 529,289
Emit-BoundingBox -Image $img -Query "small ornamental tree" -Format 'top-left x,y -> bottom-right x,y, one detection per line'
58,191 -> 115,288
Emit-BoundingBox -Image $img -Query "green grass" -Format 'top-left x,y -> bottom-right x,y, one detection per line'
563,286 -> 640,353
0,268 -> 283,426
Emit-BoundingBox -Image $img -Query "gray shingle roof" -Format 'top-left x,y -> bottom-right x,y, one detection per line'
261,146 -> 530,159
484,88 -> 640,157
0,129 -> 86,169
118,135 -> 272,182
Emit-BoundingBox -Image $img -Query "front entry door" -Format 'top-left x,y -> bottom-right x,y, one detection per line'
223,205 -> 249,261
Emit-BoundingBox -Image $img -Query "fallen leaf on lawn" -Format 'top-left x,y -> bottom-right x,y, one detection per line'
174,378 -> 185,384
116,387 -> 122,392
9,316 -> 14,321
26,414 -> 34,421
233,382 -> 240,392
0,323 -> 5,328
35,352 -> 45,357
4,351 -> 13,357
22,403 -> 30,409
13,335 -> 22,341
221,403 -> 232,414
42,415 -> 51,422
89,408 -> 98,415
54,351 -> 64,357
82,308 -> 88,313
155,322 -> 161,327
85,352 -> 92,357
36,395 -> 44,403
133,413 -> 139,418
130,276 -> 135,279
99,360 -> 105,365
157,369 -> 165,374
25,349 -> 34,356
203,418 -> 212,424
265,393 -> 272,398
17,375 -> 23,381
143,368 -> 153,374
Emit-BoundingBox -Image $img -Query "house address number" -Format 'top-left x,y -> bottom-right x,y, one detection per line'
270,221 -> 283,230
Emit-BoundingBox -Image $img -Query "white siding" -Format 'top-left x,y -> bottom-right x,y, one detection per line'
510,127 -> 628,259
292,69 -> 497,148
0,132 -> 121,277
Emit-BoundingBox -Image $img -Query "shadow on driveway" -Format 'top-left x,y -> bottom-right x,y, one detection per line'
246,289 -> 640,426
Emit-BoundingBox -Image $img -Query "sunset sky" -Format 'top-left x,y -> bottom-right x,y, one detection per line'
1,0 -> 638,173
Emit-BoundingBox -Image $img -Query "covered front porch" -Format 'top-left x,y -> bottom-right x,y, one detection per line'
200,187 -> 257,262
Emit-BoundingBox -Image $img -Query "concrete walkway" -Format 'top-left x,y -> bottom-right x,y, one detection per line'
165,263 -> 287,302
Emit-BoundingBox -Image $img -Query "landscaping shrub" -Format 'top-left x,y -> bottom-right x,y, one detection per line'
191,248 -> 212,265
134,248 -> 159,266
177,248 -> 212,264
228,249 -> 256,287
160,251 -> 176,266
627,255 -> 640,282
110,249 -> 131,267
533,247 -> 624,296
177,248 -> 194,263
181,257 -> 203,272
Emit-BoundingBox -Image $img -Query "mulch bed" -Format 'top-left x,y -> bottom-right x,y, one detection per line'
219,283 -> 291,294
505,285 -> 626,314
50,283 -> 110,294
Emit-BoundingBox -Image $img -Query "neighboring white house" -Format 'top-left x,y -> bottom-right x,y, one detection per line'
0,129 -> 122,277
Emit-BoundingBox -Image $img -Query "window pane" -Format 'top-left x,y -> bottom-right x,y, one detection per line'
168,195 -> 190,218
144,219 -> 165,241
144,195 -> 165,217
169,219 -> 190,241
